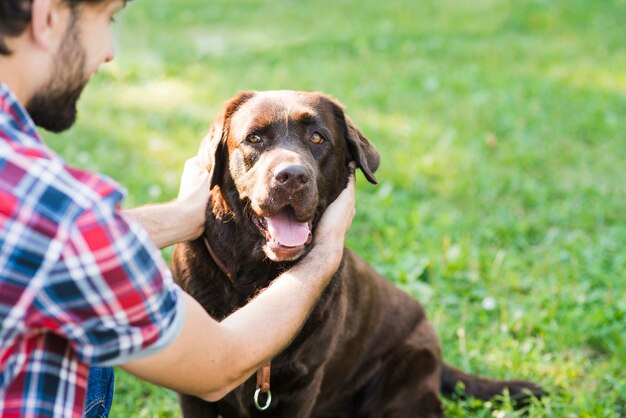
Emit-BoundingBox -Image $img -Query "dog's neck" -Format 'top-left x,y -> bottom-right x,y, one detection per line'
203,236 -> 235,283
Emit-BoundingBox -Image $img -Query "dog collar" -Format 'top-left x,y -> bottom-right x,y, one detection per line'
203,236 -> 235,283
254,362 -> 272,410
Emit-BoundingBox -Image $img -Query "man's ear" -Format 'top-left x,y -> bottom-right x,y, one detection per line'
344,115 -> 380,184
198,91 -> 256,189
30,0 -> 66,51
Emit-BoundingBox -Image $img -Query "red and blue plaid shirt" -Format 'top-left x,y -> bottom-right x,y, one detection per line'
0,84 -> 185,417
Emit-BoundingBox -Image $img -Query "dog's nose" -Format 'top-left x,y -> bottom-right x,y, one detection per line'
274,164 -> 309,192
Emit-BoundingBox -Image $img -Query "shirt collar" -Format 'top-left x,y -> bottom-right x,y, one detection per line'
0,82 -> 42,143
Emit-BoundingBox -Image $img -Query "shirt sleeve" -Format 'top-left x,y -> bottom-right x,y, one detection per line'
28,196 -> 186,366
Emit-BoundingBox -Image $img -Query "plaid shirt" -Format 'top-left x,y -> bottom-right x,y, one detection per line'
0,84 -> 185,417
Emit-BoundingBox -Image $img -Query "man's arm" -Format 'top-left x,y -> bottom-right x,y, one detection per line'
123,157 -> 210,249
121,173 -> 356,401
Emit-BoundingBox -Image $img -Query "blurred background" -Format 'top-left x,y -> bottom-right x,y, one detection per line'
45,0 -> 625,416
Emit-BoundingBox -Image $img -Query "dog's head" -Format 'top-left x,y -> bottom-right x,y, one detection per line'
200,91 -> 379,263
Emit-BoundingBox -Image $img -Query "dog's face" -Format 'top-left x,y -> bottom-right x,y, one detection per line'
202,91 -> 379,262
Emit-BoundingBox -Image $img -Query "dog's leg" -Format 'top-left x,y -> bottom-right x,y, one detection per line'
352,321 -> 443,418
179,394 -> 220,418
352,355 -> 442,418
268,369 -> 325,418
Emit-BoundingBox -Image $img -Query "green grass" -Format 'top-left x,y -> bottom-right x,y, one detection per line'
44,0 -> 625,416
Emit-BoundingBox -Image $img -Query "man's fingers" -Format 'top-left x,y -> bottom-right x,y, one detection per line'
314,172 -> 356,245
184,156 -> 209,177
178,156 -> 210,201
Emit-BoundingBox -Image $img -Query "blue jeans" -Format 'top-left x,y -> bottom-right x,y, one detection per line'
84,367 -> 115,418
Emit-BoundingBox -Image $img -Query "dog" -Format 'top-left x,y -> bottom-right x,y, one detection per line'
171,91 -> 543,417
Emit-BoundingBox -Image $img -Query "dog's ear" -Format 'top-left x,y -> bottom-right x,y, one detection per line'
198,91 -> 256,189
325,95 -> 380,184
344,115 -> 380,184
198,119 -> 226,190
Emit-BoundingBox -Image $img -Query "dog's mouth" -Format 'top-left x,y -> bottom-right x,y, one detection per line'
252,206 -> 313,262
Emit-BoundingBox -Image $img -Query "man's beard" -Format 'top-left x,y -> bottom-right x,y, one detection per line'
27,15 -> 88,133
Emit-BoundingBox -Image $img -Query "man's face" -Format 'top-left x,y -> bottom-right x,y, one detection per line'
27,0 -> 124,132
27,12 -> 86,133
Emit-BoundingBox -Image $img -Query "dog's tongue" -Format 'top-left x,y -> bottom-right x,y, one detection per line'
266,209 -> 310,248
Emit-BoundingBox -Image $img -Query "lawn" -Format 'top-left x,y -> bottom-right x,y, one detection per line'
45,0 -> 625,416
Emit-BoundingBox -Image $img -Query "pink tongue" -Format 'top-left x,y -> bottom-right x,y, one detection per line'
266,209 -> 310,247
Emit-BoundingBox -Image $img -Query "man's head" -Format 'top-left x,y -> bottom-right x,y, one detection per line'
0,0 -> 127,131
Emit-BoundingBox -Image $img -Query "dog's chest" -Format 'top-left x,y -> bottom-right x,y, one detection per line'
216,276 -> 347,417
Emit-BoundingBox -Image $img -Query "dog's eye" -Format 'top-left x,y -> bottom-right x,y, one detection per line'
310,132 -> 324,144
246,133 -> 262,144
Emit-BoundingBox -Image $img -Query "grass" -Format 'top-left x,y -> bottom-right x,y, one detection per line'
44,0 -> 626,416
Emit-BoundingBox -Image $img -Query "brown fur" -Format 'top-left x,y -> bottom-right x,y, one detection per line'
172,91 -> 543,417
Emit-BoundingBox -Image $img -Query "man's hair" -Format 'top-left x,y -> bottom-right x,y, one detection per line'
0,0 -> 128,55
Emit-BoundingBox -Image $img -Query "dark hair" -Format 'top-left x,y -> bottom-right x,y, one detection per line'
0,0 -> 128,55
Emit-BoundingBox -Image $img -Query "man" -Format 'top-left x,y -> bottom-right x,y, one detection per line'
0,0 -> 356,417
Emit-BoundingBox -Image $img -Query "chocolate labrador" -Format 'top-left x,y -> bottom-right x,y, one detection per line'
171,91 -> 543,417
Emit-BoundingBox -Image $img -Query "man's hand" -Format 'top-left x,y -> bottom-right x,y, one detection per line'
316,166 -> 356,240
177,156 -> 210,212
123,156 -> 210,249
175,156 -> 211,240
311,165 -> 356,269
